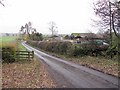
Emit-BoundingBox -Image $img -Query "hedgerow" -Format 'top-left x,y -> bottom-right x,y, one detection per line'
27,40 -> 72,55
2,46 -> 16,63
27,40 -> 108,57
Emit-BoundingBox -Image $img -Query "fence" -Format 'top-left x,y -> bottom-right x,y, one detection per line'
2,47 -> 34,61
16,51 -> 34,60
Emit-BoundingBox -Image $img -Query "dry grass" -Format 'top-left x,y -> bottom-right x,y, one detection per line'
2,59 -> 55,88
44,51 -> 119,77
70,56 -> 119,77
2,41 -> 17,48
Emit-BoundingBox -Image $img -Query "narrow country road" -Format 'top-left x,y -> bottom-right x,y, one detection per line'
22,42 -> 119,88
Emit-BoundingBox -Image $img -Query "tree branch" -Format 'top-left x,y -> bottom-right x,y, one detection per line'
112,13 -> 120,38
0,0 -> 5,7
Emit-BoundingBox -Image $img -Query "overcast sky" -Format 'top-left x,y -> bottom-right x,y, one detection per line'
0,0 -> 98,34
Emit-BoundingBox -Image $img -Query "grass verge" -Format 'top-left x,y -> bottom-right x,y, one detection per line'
17,42 -> 26,51
50,53 -> 119,77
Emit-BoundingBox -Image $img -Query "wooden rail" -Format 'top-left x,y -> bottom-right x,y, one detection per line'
15,51 -> 34,60
2,47 -> 34,61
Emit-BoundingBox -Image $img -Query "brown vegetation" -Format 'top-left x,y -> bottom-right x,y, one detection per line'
2,59 -> 55,88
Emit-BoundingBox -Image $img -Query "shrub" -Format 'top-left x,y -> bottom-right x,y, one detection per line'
2,46 -> 16,63
27,40 -> 109,57
106,45 -> 118,56
68,44 -> 87,57
27,40 -> 72,55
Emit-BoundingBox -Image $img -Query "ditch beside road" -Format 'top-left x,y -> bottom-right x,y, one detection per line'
22,41 -> 119,88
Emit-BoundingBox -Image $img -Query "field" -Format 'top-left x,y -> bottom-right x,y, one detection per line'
0,36 -> 17,48
0,36 -> 26,50
1,36 -> 18,42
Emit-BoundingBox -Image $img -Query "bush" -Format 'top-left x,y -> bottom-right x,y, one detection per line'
68,44 -> 88,57
27,40 -> 109,57
27,40 -> 89,57
2,46 -> 16,63
27,40 -> 72,55
106,45 -> 118,56
30,33 -> 43,41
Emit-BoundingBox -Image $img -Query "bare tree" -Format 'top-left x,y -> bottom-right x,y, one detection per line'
93,0 -> 120,59
25,23 -> 30,38
19,26 -> 25,39
48,21 -> 58,38
19,22 -> 36,40
0,0 -> 5,7
20,25 -> 25,34
112,1 -> 120,61
94,0 -> 119,37
111,2 -> 120,38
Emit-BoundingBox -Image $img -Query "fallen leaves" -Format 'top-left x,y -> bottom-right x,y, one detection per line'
43,51 -> 119,77
2,59 -> 56,88
71,56 -> 119,77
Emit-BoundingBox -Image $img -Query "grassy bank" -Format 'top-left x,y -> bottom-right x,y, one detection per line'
49,51 -> 119,77
68,56 -> 118,77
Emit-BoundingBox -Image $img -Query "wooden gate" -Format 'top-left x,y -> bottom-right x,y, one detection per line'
15,51 -> 34,60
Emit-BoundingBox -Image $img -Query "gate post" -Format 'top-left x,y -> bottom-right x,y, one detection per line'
32,51 -> 34,59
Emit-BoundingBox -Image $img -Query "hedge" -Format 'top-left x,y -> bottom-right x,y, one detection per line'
2,46 -> 16,63
27,40 -> 72,55
27,40 -> 109,57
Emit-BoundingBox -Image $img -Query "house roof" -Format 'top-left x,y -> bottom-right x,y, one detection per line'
71,33 -> 106,39
71,33 -> 97,38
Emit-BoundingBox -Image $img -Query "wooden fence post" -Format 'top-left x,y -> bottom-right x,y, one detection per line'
28,51 -> 30,60
32,51 -> 34,59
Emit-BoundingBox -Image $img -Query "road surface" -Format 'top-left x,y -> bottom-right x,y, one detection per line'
22,42 -> 119,88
